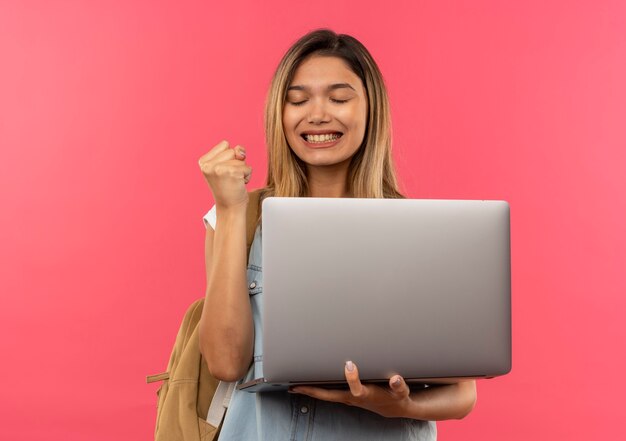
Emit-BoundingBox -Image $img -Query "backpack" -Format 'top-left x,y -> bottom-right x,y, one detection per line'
146,189 -> 263,441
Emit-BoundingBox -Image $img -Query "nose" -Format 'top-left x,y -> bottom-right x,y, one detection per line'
307,98 -> 331,124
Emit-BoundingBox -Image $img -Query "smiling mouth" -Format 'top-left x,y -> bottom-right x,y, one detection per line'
301,132 -> 343,144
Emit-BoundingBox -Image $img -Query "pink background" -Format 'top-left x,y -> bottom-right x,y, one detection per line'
1,0 -> 625,439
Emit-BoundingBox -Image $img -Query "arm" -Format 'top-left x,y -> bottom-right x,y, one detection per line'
197,140 -> 254,382
290,362 -> 477,420
198,206 -> 253,382
408,380 -> 477,420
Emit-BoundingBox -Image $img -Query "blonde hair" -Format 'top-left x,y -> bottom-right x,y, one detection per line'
259,29 -> 405,207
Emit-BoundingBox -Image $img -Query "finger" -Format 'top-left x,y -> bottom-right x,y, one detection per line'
199,144 -> 234,171
212,144 -> 246,162
244,167 -> 252,184
388,375 -> 410,399
199,143 -> 246,169
226,162 -> 252,178
289,386 -> 352,404
209,147 -> 239,165
199,140 -> 229,164
345,361 -> 367,398
233,145 -> 247,161
212,161 -> 252,179
211,145 -> 247,165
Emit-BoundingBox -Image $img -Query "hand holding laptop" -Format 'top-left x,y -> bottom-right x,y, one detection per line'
289,361 -> 477,420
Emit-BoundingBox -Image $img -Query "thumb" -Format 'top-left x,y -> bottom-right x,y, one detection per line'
234,146 -> 246,161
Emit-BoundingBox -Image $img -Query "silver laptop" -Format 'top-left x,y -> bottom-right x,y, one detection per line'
238,197 -> 511,392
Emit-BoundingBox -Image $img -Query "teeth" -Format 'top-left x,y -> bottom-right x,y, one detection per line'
304,133 -> 341,143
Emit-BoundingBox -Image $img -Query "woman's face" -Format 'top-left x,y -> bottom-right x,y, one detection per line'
282,55 -> 368,169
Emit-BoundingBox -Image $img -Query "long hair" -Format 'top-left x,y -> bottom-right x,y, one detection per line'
259,29 -> 405,211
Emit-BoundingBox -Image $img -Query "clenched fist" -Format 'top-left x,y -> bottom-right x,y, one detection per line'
199,140 -> 252,210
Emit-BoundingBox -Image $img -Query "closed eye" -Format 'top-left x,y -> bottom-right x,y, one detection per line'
288,98 -> 350,106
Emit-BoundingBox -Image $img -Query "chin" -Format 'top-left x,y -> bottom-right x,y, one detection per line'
304,154 -> 353,168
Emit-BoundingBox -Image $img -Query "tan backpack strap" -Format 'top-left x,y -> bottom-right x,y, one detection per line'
146,372 -> 169,383
245,189 -> 262,260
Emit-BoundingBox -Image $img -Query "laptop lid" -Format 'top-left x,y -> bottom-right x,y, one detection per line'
239,197 -> 511,392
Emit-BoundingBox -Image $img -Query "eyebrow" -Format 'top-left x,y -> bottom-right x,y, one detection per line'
287,83 -> 356,92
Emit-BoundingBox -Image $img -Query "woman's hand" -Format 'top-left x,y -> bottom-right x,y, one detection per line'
289,361 -> 477,420
198,140 -> 252,210
289,361 -> 412,418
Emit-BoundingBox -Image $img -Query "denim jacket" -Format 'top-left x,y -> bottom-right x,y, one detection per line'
217,224 -> 437,440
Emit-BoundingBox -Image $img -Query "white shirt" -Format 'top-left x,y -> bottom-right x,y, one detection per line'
203,205 -> 217,230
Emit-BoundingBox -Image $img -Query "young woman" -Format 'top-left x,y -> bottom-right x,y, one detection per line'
197,29 -> 476,440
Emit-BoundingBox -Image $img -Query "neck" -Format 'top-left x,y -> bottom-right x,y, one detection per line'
305,163 -> 351,198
